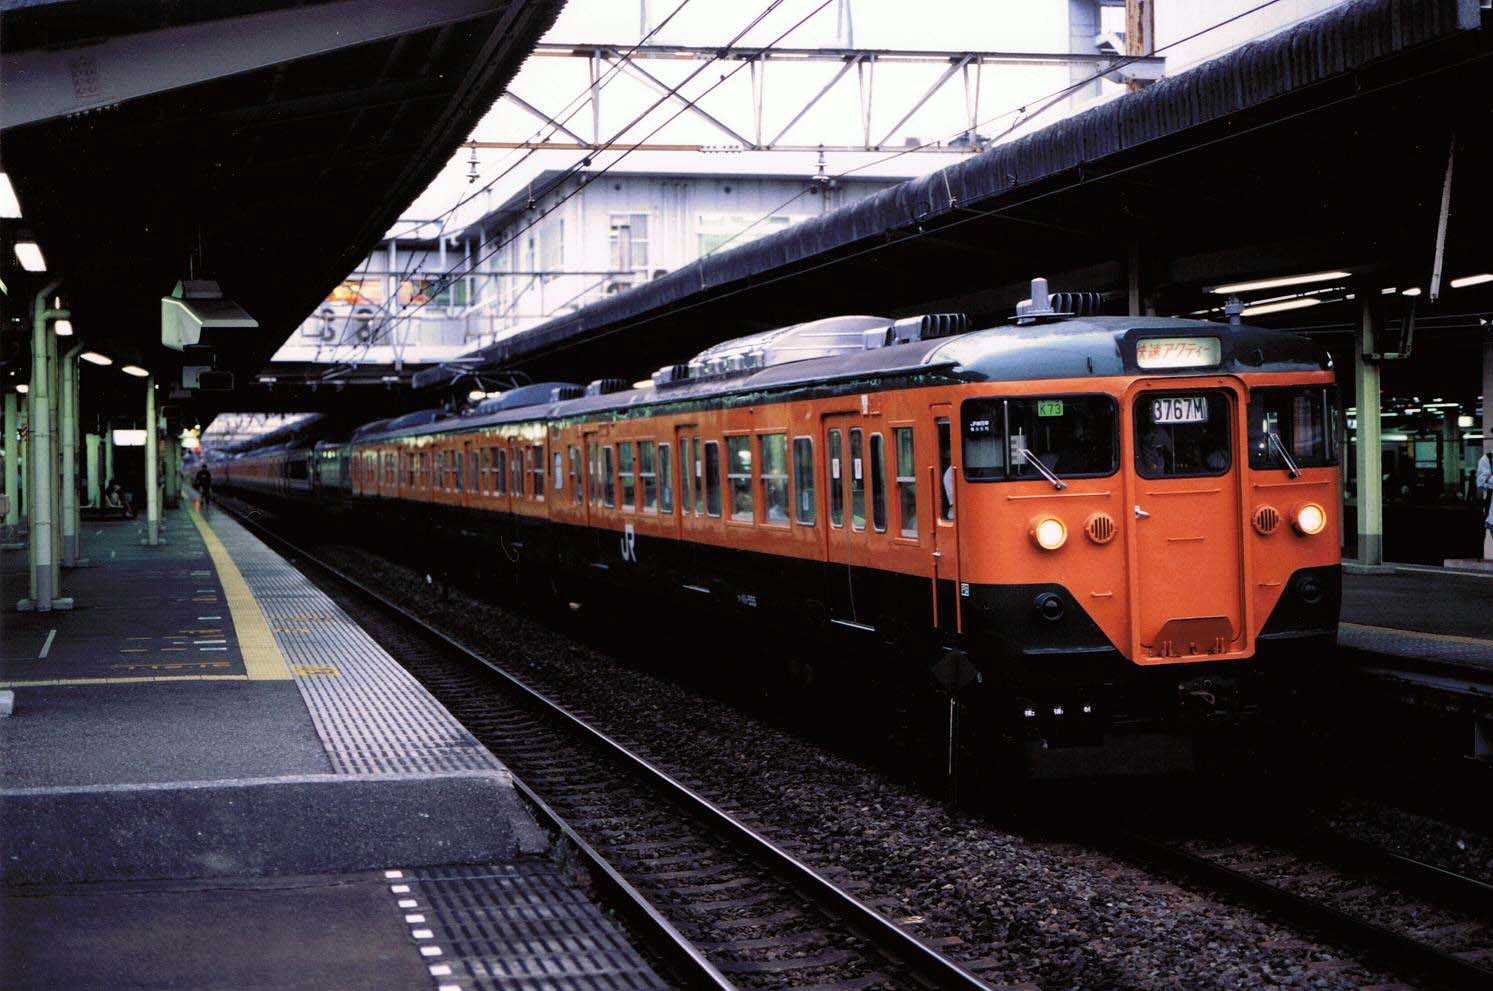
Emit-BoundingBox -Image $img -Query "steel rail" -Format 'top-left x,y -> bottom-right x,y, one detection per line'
216,498 -> 995,991
1110,831 -> 1493,991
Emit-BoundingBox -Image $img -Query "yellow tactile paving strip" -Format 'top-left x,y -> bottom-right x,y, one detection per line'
189,507 -> 293,681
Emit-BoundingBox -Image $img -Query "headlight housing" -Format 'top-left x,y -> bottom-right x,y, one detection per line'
1292,502 -> 1326,536
1030,516 -> 1068,550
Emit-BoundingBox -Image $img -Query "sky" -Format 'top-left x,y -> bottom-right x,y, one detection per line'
398,0 -> 1343,238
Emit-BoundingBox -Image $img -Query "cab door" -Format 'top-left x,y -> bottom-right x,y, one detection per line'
823,414 -> 870,630
1125,380 -> 1248,662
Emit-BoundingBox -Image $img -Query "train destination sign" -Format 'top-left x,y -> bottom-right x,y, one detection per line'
1135,336 -> 1221,369
1151,396 -> 1209,424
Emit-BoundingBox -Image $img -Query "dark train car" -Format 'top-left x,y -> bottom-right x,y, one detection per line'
223,280 -> 1341,769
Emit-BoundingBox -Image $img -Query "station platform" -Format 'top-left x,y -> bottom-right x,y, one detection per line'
0,503 -> 665,990
1340,566 -> 1493,672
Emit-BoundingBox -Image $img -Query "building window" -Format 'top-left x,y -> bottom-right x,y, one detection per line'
618,441 -> 636,510
639,441 -> 658,512
542,219 -> 564,277
759,433 -> 789,525
697,213 -> 795,256
609,213 -> 649,271
658,442 -> 673,513
869,433 -> 887,533
703,441 -> 721,517
894,427 -> 917,537
793,437 -> 815,525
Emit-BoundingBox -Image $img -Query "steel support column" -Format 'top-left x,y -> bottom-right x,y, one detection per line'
1483,336 -> 1492,562
145,376 -> 160,546
86,432 -> 101,508
60,344 -> 79,566
104,421 -> 115,487
20,280 -> 68,611
1354,298 -> 1383,566
3,392 -> 18,544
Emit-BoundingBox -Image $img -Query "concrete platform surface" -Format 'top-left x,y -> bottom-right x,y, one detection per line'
1341,567 -> 1493,670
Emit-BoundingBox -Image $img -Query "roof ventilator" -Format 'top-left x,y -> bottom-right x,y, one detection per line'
889,312 -> 970,344
651,363 -> 691,388
550,384 -> 585,402
584,378 -> 630,397
1017,278 -> 1109,324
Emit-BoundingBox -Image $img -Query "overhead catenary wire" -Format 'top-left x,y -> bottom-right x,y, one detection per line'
701,0 -> 1289,260
361,0 -> 835,348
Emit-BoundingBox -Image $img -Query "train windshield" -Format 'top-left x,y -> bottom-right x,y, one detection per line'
1246,386 -> 1338,470
961,396 -> 1118,481
1134,391 -> 1232,478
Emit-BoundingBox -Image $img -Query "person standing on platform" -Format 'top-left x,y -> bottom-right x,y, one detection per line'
1477,449 -> 1493,535
193,463 -> 213,510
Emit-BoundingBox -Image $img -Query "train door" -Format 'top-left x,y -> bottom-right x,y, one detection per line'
1125,380 -> 1247,661
822,414 -> 871,630
930,404 -> 962,634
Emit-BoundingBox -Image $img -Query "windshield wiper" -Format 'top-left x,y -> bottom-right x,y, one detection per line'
1267,432 -> 1301,478
1020,449 -> 1068,490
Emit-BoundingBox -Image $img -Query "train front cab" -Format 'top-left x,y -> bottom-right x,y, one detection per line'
948,368 -> 1340,763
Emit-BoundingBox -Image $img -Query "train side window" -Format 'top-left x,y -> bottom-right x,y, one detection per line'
478,449 -> 487,492
467,446 -> 478,491
828,429 -> 844,527
849,428 -> 866,531
703,441 -> 722,517
937,418 -> 953,521
569,445 -> 583,503
792,437 -> 815,525
693,438 -> 705,515
679,435 -> 692,515
602,445 -> 616,507
531,444 -> 544,498
588,442 -> 600,504
553,450 -> 563,491
894,427 -> 917,537
618,442 -> 636,510
759,433 -> 788,525
658,442 -> 673,513
511,442 -> 524,495
454,452 -> 464,492
420,452 -> 430,488
495,448 -> 506,494
639,441 -> 657,512
727,436 -> 753,522
869,433 -> 888,532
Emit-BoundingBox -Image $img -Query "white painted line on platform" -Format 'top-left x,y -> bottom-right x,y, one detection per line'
194,639 -> 227,644
198,647 -> 228,652
38,629 -> 56,659
419,947 -> 442,958
428,965 -> 451,976
390,884 -> 410,894
405,914 -> 425,924
398,899 -> 418,909
412,929 -> 434,939
198,615 -> 222,620
384,869 -> 404,879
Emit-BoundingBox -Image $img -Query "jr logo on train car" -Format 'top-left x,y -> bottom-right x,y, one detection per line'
1135,336 -> 1221,369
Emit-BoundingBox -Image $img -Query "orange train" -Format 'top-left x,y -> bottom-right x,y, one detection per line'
221,280 -> 1341,767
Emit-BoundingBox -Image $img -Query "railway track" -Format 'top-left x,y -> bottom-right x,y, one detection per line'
216,499 -> 993,991
1108,826 -> 1493,991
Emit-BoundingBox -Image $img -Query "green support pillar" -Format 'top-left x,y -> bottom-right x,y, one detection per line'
86,433 -> 101,508
3,391 -> 19,546
60,344 -> 79,566
144,376 -> 161,546
20,280 -> 71,611
1354,297 -> 1384,567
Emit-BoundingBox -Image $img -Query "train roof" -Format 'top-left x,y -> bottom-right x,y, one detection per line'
346,312 -> 1328,446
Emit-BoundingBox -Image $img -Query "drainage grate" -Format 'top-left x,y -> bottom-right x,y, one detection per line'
388,863 -> 668,991
208,514 -> 502,775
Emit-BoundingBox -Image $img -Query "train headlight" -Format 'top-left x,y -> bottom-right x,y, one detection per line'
1031,516 -> 1067,550
1292,502 -> 1326,536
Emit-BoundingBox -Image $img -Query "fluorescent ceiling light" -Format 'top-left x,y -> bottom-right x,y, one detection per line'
80,351 -> 111,366
1450,273 -> 1493,288
1211,271 -> 1350,295
1380,287 -> 1397,295
1401,287 -> 1422,297
53,319 -> 73,336
13,241 -> 45,272
1459,415 -> 1475,428
121,365 -> 149,378
467,389 -> 485,402
0,173 -> 19,219
112,429 -> 147,446
1239,298 -> 1322,317
16,383 -> 28,394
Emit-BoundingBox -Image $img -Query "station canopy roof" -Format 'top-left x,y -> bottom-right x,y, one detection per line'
0,0 -> 562,417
